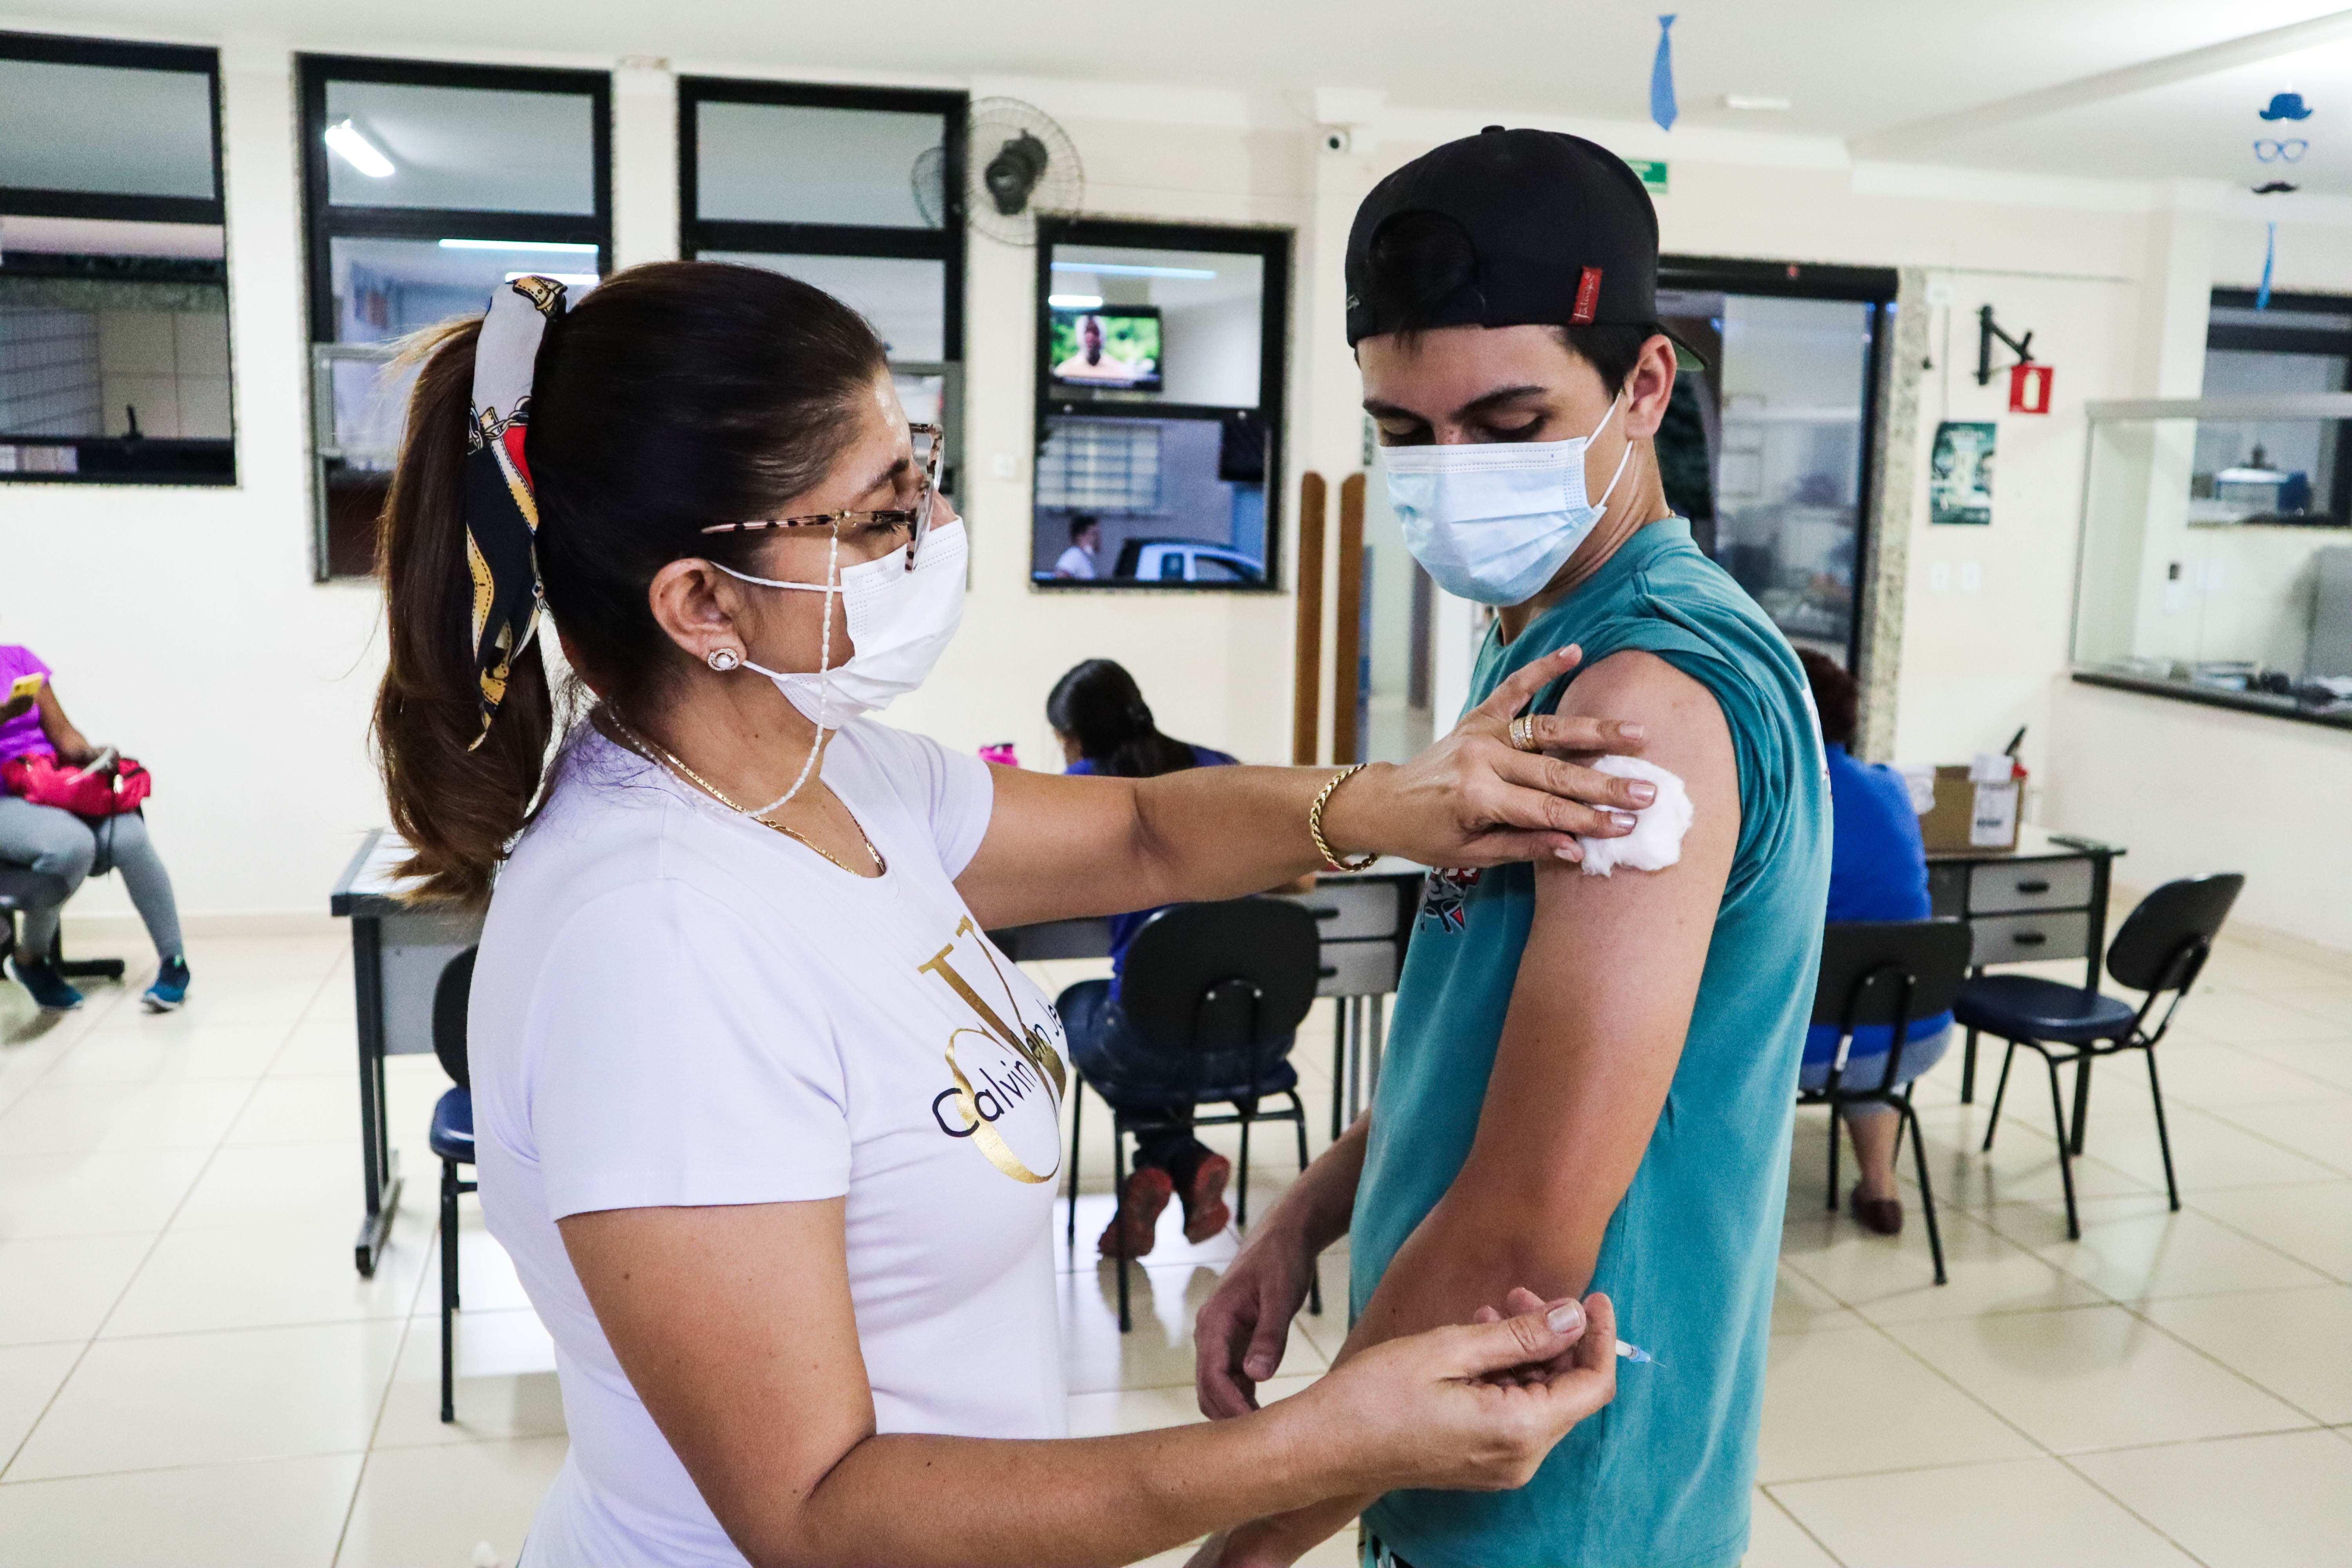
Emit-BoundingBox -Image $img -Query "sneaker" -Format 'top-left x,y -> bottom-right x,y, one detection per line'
12,954 -> 83,1012
141,955 -> 190,1013
1177,1151 -> 1233,1244
1097,1166 -> 1174,1259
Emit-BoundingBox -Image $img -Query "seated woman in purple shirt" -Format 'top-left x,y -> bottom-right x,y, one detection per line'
0,644 -> 190,1013
1046,658 -> 1262,1258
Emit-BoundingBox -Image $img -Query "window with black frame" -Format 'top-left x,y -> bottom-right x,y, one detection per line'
1032,219 -> 1286,590
0,32 -> 232,487
298,55 -> 610,579
2201,287 -> 2352,525
680,78 -> 967,506
1650,259 -> 1895,668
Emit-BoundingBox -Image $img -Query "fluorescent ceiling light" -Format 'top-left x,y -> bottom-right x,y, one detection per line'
1051,261 -> 1217,279
505,270 -> 600,288
1722,94 -> 1792,111
442,239 -> 599,255
1047,293 -> 1104,309
324,119 -> 395,178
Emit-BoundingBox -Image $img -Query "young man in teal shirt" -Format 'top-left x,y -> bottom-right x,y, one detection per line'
1196,128 -> 1832,1568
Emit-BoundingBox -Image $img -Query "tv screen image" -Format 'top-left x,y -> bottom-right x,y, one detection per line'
1050,307 -> 1162,391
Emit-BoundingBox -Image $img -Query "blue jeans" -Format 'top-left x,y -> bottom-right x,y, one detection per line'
1799,1025 -> 1954,1119
1059,978 -> 1293,1175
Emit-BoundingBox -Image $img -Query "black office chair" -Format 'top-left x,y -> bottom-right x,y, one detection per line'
1064,898 -> 1321,1332
1803,920 -> 1972,1286
430,946 -> 479,1423
1958,874 -> 2244,1240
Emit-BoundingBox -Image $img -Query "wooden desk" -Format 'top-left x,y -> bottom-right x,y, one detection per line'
985,860 -> 1425,1136
1926,824 -> 2126,1102
330,830 -> 485,1277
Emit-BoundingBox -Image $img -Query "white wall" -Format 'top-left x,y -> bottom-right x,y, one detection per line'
9,24 -> 2352,955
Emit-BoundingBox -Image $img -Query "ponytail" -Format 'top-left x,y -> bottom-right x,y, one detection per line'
374,319 -> 554,906
371,261 -> 890,907
1045,659 -> 1201,779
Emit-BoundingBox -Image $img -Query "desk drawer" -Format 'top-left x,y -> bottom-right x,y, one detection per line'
1972,910 -> 2090,968
1282,880 -> 1404,941
1970,858 -> 2095,915
1318,938 -> 1399,997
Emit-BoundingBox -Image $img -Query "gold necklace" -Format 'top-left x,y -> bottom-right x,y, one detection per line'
607,717 -> 886,877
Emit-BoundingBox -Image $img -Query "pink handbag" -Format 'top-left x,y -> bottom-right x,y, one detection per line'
1,751 -> 151,817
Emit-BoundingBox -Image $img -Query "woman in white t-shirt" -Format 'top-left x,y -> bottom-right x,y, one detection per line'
372,263 -> 1657,1568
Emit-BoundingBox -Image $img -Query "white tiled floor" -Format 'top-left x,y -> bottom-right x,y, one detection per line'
1,931 -> 2348,1565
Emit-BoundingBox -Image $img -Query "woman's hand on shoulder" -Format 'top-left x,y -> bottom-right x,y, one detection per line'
1319,644 -> 1658,869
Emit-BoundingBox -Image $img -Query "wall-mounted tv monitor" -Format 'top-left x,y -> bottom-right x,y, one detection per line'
1049,307 -> 1163,392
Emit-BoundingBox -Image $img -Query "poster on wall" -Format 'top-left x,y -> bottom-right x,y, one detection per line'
1930,420 -> 1996,525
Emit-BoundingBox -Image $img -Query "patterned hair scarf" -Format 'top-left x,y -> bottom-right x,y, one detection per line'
463,275 -> 568,750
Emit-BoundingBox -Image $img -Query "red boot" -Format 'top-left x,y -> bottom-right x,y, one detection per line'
1178,1152 -> 1233,1244
1098,1166 -> 1174,1258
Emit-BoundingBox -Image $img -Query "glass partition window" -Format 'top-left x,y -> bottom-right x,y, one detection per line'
1031,220 -> 1287,590
0,33 -> 231,486
300,56 -> 610,579
1655,269 -> 1894,666
2073,397 -> 2352,725
682,80 -> 965,368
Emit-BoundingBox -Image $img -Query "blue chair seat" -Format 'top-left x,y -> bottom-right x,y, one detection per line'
429,1086 -> 474,1164
1093,1060 -> 1299,1111
1955,974 -> 2138,1045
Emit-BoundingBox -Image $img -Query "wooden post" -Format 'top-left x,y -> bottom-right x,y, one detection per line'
1331,473 -> 1367,767
1292,472 -> 1327,764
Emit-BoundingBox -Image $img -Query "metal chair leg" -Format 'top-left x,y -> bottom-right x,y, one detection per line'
1112,1120 -> 1132,1334
1982,1041 -> 2020,1151
2143,1047 -> 2181,1213
2043,1053 -> 2082,1241
1330,1005 -> 1347,1143
1065,1074 -> 1083,1251
1825,1100 -> 1842,1211
1236,1102 -> 1254,1230
439,1157 -> 461,1423
1904,1097 -> 1947,1285
2071,1055 -> 2094,1156
1960,1026 -> 1980,1103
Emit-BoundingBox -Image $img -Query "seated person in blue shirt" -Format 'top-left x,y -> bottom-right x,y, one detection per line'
1047,659 -> 1247,1258
1797,649 -> 1955,1236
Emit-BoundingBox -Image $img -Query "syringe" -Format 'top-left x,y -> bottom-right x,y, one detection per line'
1615,1339 -> 1659,1366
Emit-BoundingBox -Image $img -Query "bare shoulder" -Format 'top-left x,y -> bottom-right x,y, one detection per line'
1556,651 -> 1729,772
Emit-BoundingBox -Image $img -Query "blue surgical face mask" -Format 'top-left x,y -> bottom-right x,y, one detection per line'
1381,396 -> 1637,606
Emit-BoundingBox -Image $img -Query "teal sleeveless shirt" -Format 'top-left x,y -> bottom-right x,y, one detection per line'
1353,519 -> 1831,1568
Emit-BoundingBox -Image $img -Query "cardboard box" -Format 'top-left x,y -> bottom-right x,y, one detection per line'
1920,764 -> 2021,853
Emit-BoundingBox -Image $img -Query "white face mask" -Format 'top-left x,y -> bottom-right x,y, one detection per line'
713,517 -> 967,811
1380,395 -> 1637,606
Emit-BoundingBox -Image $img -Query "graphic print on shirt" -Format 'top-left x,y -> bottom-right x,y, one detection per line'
919,915 -> 1069,1184
1419,865 -> 1483,933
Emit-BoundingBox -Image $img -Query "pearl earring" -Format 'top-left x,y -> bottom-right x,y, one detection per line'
706,647 -> 742,672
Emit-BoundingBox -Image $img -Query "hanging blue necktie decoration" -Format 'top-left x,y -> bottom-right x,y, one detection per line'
1651,15 -> 1679,132
2259,221 -> 2277,310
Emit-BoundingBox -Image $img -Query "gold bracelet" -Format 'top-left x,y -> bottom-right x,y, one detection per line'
1308,763 -> 1378,873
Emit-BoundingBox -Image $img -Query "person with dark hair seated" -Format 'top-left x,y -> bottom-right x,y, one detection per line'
1795,648 -> 1953,1234
1047,657 -> 1253,1257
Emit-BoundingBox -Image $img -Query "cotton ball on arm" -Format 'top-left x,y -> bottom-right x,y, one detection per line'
1577,755 -> 1695,877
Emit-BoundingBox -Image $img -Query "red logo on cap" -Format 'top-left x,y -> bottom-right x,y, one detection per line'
1571,267 -> 1602,325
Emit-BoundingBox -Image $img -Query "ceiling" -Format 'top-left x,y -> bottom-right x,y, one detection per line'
24,1 -> 2352,194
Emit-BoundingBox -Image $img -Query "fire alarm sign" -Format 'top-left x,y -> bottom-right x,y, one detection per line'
2009,363 -> 2054,415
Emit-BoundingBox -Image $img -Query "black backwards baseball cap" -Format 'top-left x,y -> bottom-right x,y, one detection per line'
1345,125 -> 1695,361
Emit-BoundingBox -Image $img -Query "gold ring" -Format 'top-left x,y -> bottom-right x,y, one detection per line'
1510,714 -> 1543,753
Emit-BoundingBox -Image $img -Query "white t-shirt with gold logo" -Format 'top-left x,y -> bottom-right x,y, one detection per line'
471,722 -> 1067,1567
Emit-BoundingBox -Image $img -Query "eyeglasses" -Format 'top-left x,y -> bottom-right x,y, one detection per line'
701,423 -> 944,570
2255,139 -> 2308,163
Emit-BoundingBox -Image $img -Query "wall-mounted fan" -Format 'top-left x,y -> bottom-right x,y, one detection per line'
912,97 -> 1083,245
